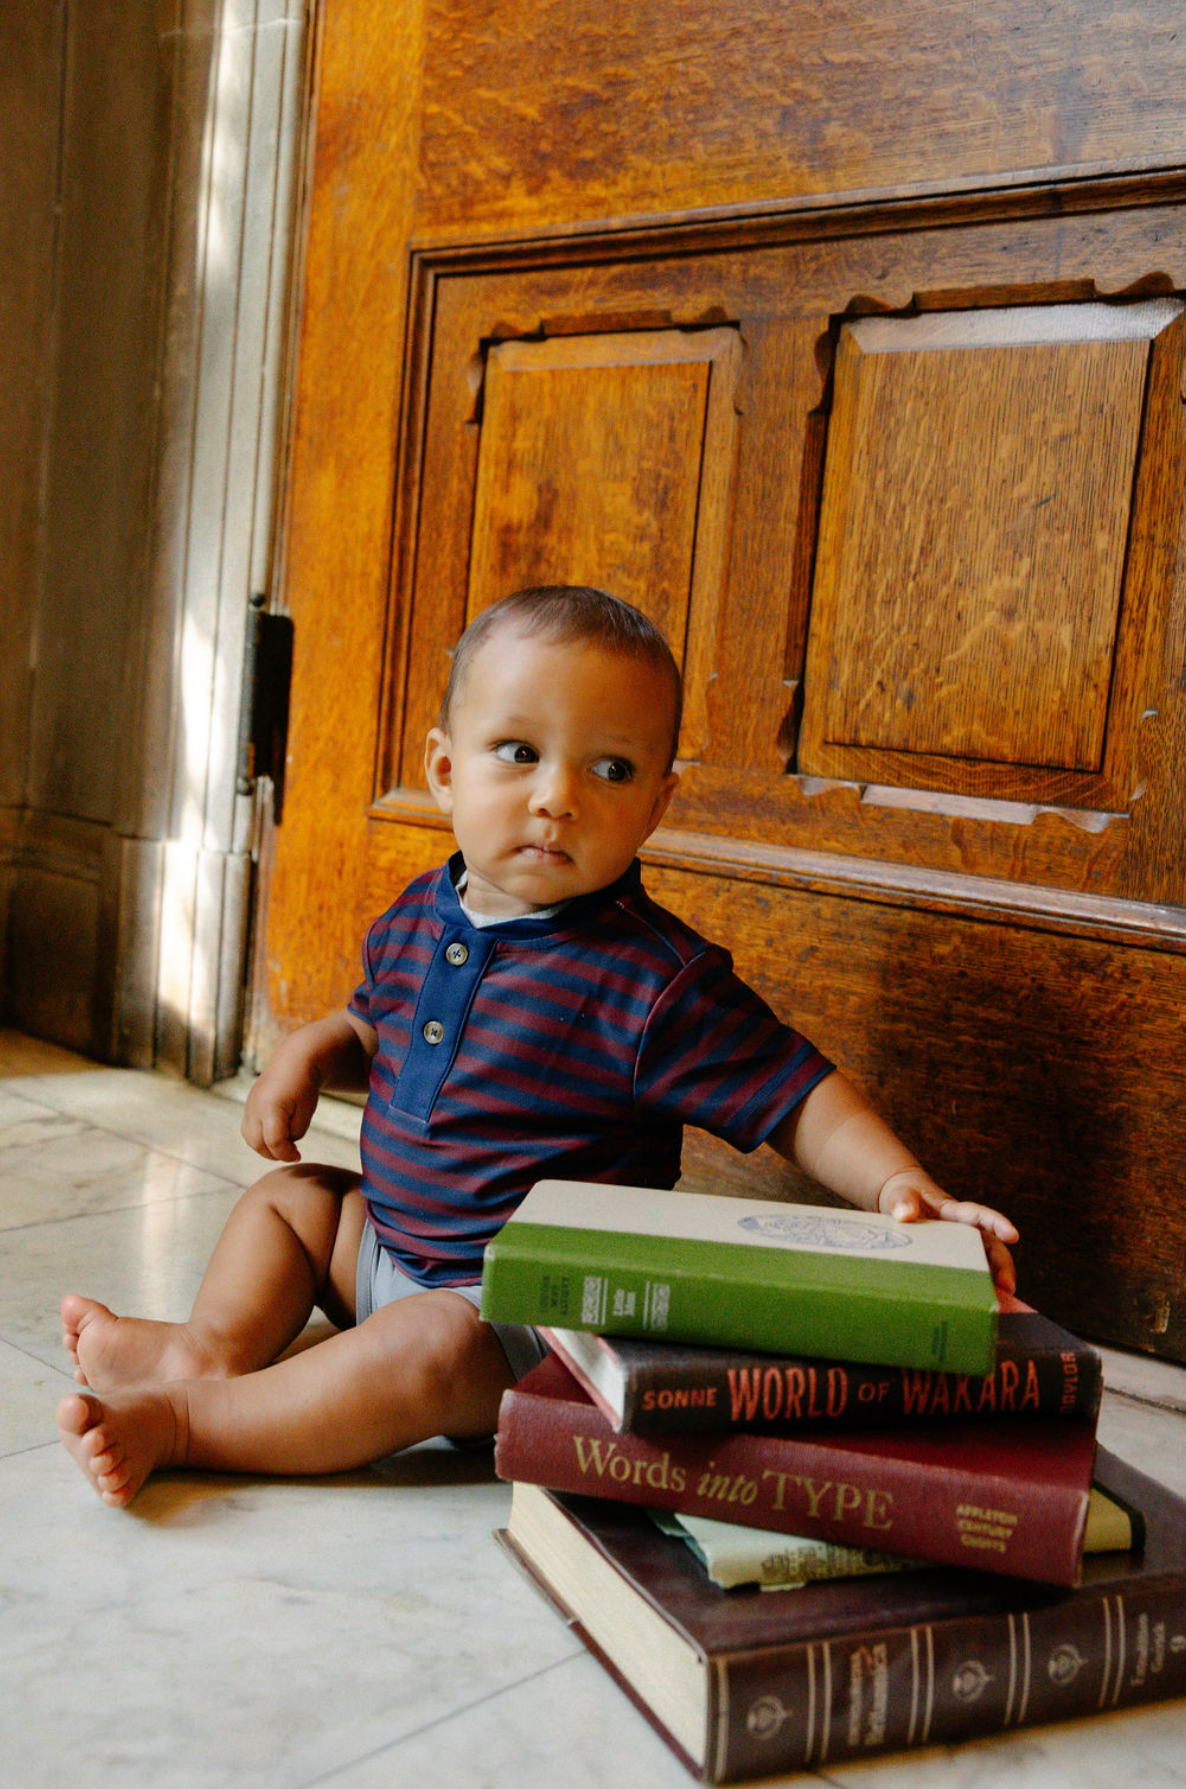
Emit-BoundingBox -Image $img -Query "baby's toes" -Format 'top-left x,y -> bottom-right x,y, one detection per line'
82,1424 -> 119,1472
97,1457 -> 138,1506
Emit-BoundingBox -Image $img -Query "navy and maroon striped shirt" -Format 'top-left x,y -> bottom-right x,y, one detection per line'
349,854 -> 832,1286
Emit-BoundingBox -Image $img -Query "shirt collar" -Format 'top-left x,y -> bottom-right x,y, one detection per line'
436,851 -> 642,939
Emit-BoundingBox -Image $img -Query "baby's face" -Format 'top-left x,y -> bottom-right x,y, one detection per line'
424,629 -> 679,918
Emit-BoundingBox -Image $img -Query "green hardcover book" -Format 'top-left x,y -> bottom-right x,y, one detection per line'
481,1181 -> 998,1375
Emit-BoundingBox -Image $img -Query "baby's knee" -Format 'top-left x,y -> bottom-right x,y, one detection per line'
249,1161 -> 360,1208
410,1295 -> 512,1409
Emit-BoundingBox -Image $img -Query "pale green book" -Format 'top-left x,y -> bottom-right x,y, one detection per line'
651,1507 -> 923,1589
654,1485 -> 1141,1591
481,1180 -> 998,1374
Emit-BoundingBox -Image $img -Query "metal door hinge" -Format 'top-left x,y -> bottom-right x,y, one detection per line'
237,593 -> 294,815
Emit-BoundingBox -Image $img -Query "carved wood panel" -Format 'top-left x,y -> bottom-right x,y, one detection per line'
800,301 -> 1183,809
392,325 -> 740,779
377,199 -> 1186,932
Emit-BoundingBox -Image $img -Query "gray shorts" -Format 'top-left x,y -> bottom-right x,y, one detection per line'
355,1216 -> 546,1384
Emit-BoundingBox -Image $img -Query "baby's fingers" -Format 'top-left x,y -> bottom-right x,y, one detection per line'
932,1196 -> 1019,1243
983,1233 -> 1017,1295
242,1100 -> 302,1162
259,1115 -> 302,1162
879,1178 -> 1018,1293
920,1194 -> 1018,1293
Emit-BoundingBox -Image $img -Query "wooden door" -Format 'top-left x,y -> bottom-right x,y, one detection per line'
254,0 -> 1186,1359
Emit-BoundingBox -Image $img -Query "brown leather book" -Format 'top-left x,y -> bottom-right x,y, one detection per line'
498,1447 -> 1180,1783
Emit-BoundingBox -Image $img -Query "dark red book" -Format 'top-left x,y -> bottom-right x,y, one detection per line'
494,1354 -> 1099,1586
498,1449 -> 1183,1783
542,1297 -> 1101,1434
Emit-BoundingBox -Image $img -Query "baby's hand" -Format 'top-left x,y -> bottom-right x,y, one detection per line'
241,1063 -> 319,1163
877,1169 -> 1018,1294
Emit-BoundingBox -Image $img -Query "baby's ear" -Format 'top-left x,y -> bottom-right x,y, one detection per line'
644,767 -> 680,837
424,728 -> 454,813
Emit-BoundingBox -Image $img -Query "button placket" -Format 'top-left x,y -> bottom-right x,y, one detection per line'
387,928 -> 495,1122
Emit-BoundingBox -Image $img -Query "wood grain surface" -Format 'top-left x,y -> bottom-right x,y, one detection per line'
256,0 -> 1186,1357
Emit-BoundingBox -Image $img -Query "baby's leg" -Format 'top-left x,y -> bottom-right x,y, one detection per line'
57,1288 -> 515,1505
61,1164 -> 364,1392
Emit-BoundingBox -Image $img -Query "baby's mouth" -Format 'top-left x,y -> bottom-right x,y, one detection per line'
519,843 -> 570,863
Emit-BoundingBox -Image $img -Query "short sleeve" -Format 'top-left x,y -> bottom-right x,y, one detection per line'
633,945 -> 833,1152
348,917 -> 382,1028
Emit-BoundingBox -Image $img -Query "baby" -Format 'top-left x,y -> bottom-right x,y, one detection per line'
57,586 -> 1017,1505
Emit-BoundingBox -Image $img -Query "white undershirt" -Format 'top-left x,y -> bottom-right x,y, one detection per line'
454,869 -> 570,930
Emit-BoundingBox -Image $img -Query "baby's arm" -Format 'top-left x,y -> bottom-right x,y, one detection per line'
241,1010 -> 377,1163
768,1070 -> 1018,1292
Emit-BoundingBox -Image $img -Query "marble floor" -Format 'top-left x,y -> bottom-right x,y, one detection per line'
1,1027 -> 1185,1789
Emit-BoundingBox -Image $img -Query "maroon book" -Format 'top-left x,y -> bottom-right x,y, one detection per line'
499,1448 -> 1184,1782
542,1298 -> 1102,1434
495,1354 -> 1099,1586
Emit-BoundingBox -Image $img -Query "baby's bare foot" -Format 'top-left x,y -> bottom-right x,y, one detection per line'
61,1294 -> 229,1392
56,1388 -> 184,1507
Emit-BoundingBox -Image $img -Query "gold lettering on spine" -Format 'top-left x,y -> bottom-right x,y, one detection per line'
1133,1610 -> 1151,1687
865,1643 -> 889,1746
832,1482 -> 863,1523
846,1651 -> 862,1752
762,1470 -> 895,1531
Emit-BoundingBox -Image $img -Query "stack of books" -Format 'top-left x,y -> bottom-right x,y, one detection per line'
481,1180 -> 1186,1781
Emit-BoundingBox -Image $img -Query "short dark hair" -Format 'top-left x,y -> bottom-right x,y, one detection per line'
439,585 -> 683,767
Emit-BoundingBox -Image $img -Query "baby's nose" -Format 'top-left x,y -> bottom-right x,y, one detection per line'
529,764 -> 579,816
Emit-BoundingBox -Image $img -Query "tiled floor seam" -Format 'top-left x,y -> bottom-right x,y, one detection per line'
291,1650 -> 593,1789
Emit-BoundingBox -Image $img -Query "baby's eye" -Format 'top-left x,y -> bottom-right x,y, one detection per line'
493,741 -> 538,765
591,756 -> 635,784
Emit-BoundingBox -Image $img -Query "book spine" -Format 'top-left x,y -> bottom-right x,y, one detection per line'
716,1578 -> 1186,1780
495,1388 -> 1089,1586
483,1227 -> 996,1375
621,1335 -> 1101,1433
